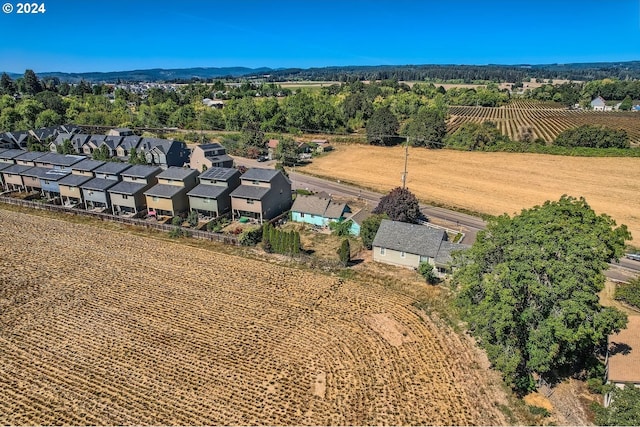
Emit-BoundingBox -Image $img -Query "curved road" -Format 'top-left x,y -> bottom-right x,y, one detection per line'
233,156 -> 640,279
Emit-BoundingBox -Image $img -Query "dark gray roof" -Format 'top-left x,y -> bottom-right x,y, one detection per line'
58,174 -> 93,187
241,168 -> 280,182
199,167 -> 239,182
34,152 -> 86,167
20,166 -> 70,181
71,159 -> 105,172
81,177 -> 118,191
157,166 -> 198,180
15,151 -> 47,162
144,184 -> 186,198
0,149 -> 26,160
372,220 -> 447,258
205,154 -> 234,164
1,164 -> 32,175
196,142 -> 225,151
230,185 -> 270,200
291,195 -> 331,216
119,135 -> 142,149
94,162 -> 131,175
121,164 -> 162,179
102,136 -> 122,149
0,162 -> 12,172
435,240 -> 470,265
187,183 -> 229,199
108,181 -> 147,195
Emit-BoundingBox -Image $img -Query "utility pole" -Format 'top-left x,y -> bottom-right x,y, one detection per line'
401,137 -> 409,189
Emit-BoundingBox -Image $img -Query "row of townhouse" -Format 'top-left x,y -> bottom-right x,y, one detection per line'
1,125 -> 190,169
0,147 -> 292,222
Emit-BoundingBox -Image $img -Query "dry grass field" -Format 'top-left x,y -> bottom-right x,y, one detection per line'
0,209 -> 513,425
303,145 -> 640,242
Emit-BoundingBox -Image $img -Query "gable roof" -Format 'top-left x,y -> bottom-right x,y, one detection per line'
144,184 -> 186,198
291,194 -> 331,216
324,201 -> 350,219
230,185 -> 270,200
0,149 -> 26,161
373,219 -> 447,258
1,164 -> 33,175
348,207 -> 372,226
119,135 -> 142,149
195,142 -> 225,151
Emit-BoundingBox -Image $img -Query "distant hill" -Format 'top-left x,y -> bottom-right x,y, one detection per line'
3,61 -> 640,83
5,67 -> 274,83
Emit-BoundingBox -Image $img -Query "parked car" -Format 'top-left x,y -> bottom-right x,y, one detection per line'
627,253 -> 640,261
257,155 -> 267,162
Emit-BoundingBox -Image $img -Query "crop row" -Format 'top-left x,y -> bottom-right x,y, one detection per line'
448,106 -> 640,143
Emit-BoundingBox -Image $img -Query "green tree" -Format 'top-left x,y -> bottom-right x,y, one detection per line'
618,95 -> 633,111
454,196 -> 630,392
57,139 -> 75,155
403,106 -> 447,148
0,73 -> 17,95
276,137 -> 298,166
614,276 -> 640,309
418,261 -> 439,284
555,124 -> 629,149
35,109 -> 63,128
337,238 -> 351,267
366,106 -> 399,146
444,121 -> 510,151
329,219 -> 353,237
373,187 -> 422,224
360,213 -> 387,249
22,69 -> 43,95
593,384 -> 640,426
92,145 -> 111,161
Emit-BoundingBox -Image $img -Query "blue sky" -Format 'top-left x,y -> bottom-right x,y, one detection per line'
1,0 -> 638,73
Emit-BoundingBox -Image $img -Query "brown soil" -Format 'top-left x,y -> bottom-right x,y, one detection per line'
0,209 -> 515,425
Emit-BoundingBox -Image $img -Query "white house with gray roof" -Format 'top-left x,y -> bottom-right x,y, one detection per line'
230,168 -> 292,222
372,219 -> 468,274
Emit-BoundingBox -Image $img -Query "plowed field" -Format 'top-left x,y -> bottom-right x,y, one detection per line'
0,210 -> 511,425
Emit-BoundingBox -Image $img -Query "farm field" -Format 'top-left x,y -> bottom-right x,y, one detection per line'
302,145 -> 640,242
0,210 -> 512,425
448,100 -> 640,145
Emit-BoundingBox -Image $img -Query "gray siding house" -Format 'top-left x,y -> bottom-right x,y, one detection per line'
230,168 -> 292,222
372,219 -> 468,275
108,165 -> 162,216
81,178 -> 118,210
93,162 -> 131,181
58,174 -> 92,206
187,167 -> 241,218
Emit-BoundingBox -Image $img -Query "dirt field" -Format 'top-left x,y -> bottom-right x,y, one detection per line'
303,145 -> 640,242
0,209 -> 513,425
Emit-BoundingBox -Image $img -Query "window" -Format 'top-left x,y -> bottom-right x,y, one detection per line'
44,180 -> 50,185
300,213 -> 305,217
247,199 -> 254,204
122,195 -> 128,200
152,196 -> 158,202
203,198 -> 210,204
380,247 -> 386,255
252,180 -> 259,185
400,251 -> 406,258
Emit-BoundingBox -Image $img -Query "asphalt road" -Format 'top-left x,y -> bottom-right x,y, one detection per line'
232,156 -> 640,280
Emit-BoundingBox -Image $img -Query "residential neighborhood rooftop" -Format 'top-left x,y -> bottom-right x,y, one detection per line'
80,177 -> 119,191
157,166 -> 198,180
1,164 -> 33,175
199,167 -> 239,182
0,149 -> 26,160
121,164 -> 162,179
373,219 -> 447,258
35,152 -> 86,167
20,166 -> 70,180
241,168 -> 280,182
94,162 -> 132,175
291,194 -> 332,216
14,151 -> 47,162
71,159 -> 106,172
58,174 -> 93,187
230,185 -> 270,200
144,184 -> 186,198
187,184 -> 229,199
108,181 -> 148,195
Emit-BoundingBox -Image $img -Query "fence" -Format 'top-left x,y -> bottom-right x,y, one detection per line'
0,196 -> 239,245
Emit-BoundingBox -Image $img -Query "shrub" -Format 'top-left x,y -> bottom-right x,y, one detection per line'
615,277 -> 640,309
418,261 -> 439,284
337,238 -> 351,267
239,227 -> 263,246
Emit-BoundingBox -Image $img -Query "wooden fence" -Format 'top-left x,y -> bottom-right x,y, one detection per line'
0,196 -> 238,245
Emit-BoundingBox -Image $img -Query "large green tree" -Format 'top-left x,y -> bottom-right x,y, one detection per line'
454,196 -> 630,392
403,106 -> 447,148
366,106 -> 399,146
555,124 -> 629,149
373,187 -> 422,224
593,384 -> 640,426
